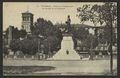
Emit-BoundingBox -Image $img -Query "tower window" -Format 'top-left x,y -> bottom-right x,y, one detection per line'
23,17 -> 30,21
23,17 -> 25,21
27,17 -> 30,21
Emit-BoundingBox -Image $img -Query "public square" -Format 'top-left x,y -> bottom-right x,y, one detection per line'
3,2 -> 117,76
3,56 -> 117,75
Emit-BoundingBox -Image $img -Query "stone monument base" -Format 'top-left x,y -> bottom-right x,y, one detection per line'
48,35 -> 80,60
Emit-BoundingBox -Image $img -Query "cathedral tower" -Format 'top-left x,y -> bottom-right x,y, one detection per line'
22,11 -> 33,33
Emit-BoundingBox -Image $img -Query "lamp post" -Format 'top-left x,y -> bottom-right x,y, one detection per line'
38,35 -> 44,60
48,42 -> 51,58
38,38 -> 40,60
110,9 -> 113,76
41,44 -> 44,59
107,3 -> 113,75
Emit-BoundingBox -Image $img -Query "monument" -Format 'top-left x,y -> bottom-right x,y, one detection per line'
50,36 -> 80,60
49,15 -> 80,60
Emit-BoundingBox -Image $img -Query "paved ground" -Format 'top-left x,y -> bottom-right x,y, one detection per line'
3,58 -> 117,76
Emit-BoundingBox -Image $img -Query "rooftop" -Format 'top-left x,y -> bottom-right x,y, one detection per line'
22,11 -> 33,15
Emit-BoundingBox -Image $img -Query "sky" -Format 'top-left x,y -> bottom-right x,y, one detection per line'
3,2 -> 104,31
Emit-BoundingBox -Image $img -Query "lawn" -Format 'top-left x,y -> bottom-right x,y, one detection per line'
3,66 -> 55,75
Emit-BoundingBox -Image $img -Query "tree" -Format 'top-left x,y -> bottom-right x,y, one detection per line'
43,36 -> 59,56
19,29 -> 27,38
72,26 -> 89,41
32,18 -> 53,36
10,39 -> 22,53
77,4 -> 100,26
3,39 -> 8,55
82,34 -> 98,60
77,3 -> 117,26
3,36 -> 8,55
32,17 -> 63,41
99,25 -> 117,45
20,38 -> 42,55
82,34 -> 98,49
31,17 -> 63,57
5,27 -> 27,40
72,26 -> 98,60
72,26 -> 90,52
45,26 -> 63,41
77,2 -> 117,44
77,2 -> 117,74
8,17 -> 63,59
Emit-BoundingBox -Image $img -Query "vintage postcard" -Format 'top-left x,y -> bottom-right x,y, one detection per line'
3,2 -> 117,76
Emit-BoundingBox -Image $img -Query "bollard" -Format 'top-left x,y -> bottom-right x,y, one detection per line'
43,54 -> 45,59
88,55 -> 90,60
5,55 -> 8,59
102,55 -> 105,58
24,55 -> 26,59
13,55 -> 17,59
95,55 -> 98,59
32,55 -> 34,60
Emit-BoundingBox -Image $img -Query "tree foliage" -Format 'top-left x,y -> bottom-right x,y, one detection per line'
72,27 -> 89,41
31,18 -> 53,36
9,17 -> 63,56
72,26 -> 98,50
77,2 -> 117,26
43,36 -> 59,54
5,27 -> 27,39
30,17 -> 63,55
10,39 -> 22,53
77,2 -> 117,45
10,38 -> 41,55
82,34 -> 98,49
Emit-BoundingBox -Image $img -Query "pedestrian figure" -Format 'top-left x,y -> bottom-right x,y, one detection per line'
80,55 -> 83,60
66,50 -> 69,55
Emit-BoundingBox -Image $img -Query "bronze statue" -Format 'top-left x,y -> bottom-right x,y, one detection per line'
65,15 -> 71,33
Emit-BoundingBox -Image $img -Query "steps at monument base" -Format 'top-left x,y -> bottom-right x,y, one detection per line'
48,36 -> 81,60
49,50 -> 80,60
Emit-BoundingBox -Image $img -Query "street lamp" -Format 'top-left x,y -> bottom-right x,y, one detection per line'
38,35 -> 44,60
48,42 -> 51,58
109,4 -> 113,75
38,38 -> 40,60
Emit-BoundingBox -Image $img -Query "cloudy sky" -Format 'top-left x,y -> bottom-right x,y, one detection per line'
3,2 -> 104,31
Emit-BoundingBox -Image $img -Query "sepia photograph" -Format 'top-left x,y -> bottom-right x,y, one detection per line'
3,2 -> 117,76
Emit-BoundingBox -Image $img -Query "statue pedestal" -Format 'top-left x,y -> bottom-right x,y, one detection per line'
48,35 -> 80,60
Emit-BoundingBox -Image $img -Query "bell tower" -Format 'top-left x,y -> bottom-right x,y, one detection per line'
22,11 -> 33,33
